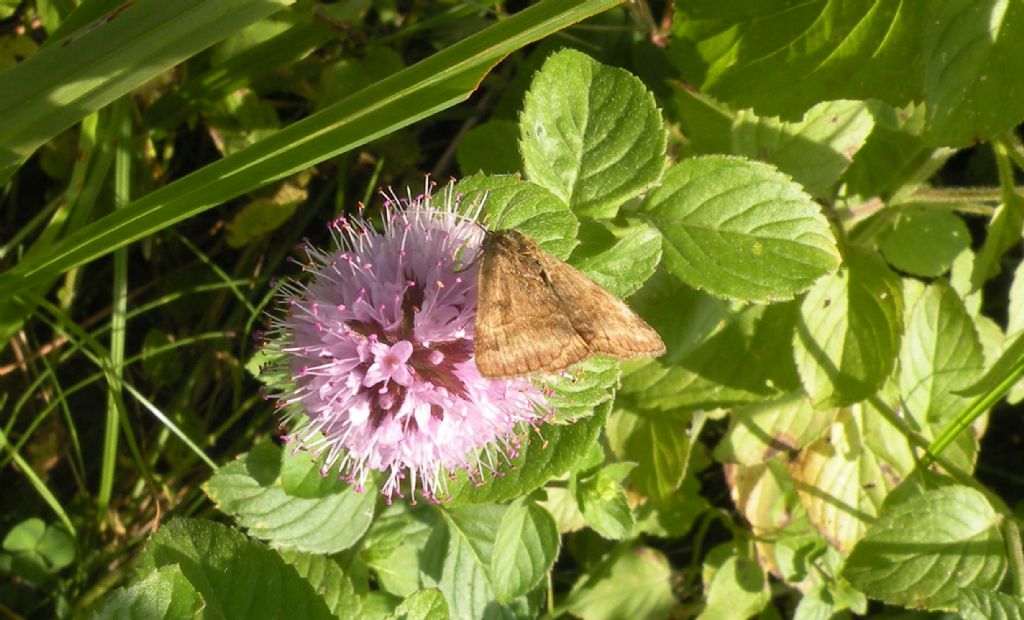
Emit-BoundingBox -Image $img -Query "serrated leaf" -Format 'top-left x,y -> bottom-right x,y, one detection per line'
564,546 -> 675,620
446,401 -> 611,505
456,173 -> 578,258
844,486 -> 1006,610
670,2 -> 923,118
570,220 -> 662,298
490,500 -> 560,602
880,207 -> 971,277
793,246 -> 903,407
363,505 -> 438,598
923,0 -> 1024,146
789,406 -> 908,553
620,302 -> 798,409
575,462 -> 636,540
699,545 -> 770,620
137,519 -> 335,620
543,356 -> 620,422
644,156 -> 839,302
423,504 -> 521,620
971,195 -> 1024,290
91,565 -> 204,620
203,442 -> 376,554
390,589 -> 450,620
606,407 -> 690,503
899,282 -> 985,425
634,476 -> 709,539
732,100 -> 875,199
958,588 -> 1024,620
278,549 -> 364,620
520,48 -> 667,219
457,120 -> 521,176
714,393 -> 834,466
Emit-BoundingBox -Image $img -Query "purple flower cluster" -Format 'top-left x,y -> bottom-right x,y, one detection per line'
264,184 -> 545,501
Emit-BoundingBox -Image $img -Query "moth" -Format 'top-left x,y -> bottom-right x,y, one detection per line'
474,229 -> 666,379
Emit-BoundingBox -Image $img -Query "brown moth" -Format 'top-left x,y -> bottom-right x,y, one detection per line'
474,229 -> 666,379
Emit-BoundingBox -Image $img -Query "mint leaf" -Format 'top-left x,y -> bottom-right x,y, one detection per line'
923,0 -> 1024,146
621,302 -> 798,409
793,247 -> 903,407
520,49 -> 667,218
844,485 -> 1006,610
389,589 -> 449,620
732,100 -> 875,198
203,441 -> 376,554
880,208 -> 971,277
571,220 -> 662,298
91,565 -> 204,620
575,462 -> 636,540
279,549 -> 364,620
670,2 -> 923,117
607,407 -> 691,503
564,547 -> 675,620
899,282 -> 984,425
790,405 -> 909,553
958,588 -> 1024,620
137,519 -> 335,620
714,393 -> 834,466
457,120 -> 521,176
446,401 -> 611,505
490,500 -> 560,602
971,194 -> 1024,290
644,156 -> 839,302
456,173 -> 578,259
700,544 -> 770,620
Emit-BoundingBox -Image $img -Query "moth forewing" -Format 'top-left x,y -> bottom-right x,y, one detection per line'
474,229 -> 665,378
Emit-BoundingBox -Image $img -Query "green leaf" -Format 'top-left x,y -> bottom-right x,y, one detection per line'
0,0 -> 621,300
634,476 -> 709,539
789,404 -> 910,553
423,504 -> 526,620
620,301 -> 799,409
844,485 -> 1006,610
923,0 -> 1024,146
225,181 -> 305,248
457,120 -> 522,176
793,246 -> 903,407
363,505 -> 438,598
575,462 -> 636,540
971,195 -> 1024,290
564,546 -> 675,620
879,208 -> 971,277
543,356 -> 620,422
278,549 -> 364,620
699,544 -> 770,620
520,48 -> 667,219
958,588 -> 1024,620
446,401 -> 611,505
490,500 -> 560,602
91,565 -> 204,620
455,173 -> 579,259
570,220 -> 662,298
670,2 -> 923,118
138,519 -> 335,620
606,407 -> 691,503
203,441 -> 376,554
732,100 -> 875,199
714,393 -> 833,466
644,156 -> 839,302
389,589 -> 450,620
899,282 -> 985,425
0,0 -> 294,173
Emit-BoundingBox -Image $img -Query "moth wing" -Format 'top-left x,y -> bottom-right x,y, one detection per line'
538,253 -> 666,358
475,243 -> 590,379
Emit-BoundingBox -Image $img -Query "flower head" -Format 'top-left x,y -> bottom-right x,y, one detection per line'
264,183 -> 545,501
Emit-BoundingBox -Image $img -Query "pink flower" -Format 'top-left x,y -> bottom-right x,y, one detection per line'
264,183 -> 545,501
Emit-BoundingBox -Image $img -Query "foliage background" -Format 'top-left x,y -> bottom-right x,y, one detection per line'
1,0 -> 1024,618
